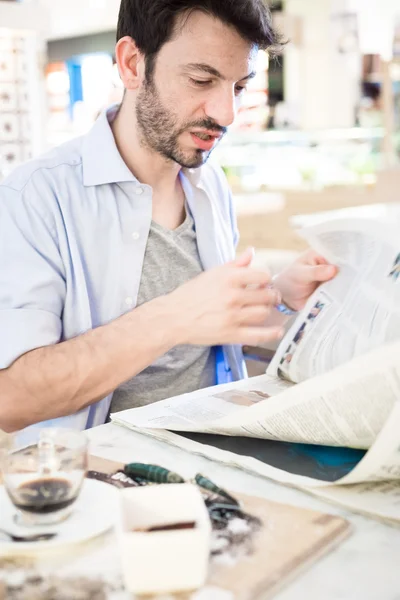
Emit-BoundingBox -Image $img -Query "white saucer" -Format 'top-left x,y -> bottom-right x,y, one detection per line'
0,478 -> 118,555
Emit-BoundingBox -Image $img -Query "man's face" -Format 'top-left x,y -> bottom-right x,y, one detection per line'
135,11 -> 257,168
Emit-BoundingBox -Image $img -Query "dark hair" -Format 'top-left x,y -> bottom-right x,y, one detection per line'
117,0 -> 283,79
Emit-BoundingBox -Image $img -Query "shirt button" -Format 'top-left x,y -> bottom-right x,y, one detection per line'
131,232 -> 140,241
125,297 -> 134,307
135,187 -> 144,195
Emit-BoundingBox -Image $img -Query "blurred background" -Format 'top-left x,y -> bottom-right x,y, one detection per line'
0,0 -> 399,261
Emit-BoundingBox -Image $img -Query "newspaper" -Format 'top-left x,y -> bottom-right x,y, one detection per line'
110,416 -> 400,524
112,339 -> 400,521
112,343 -> 400,450
268,215 -> 400,384
111,209 -> 400,522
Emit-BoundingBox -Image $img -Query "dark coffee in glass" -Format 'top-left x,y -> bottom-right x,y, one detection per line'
2,429 -> 88,527
7,477 -> 80,515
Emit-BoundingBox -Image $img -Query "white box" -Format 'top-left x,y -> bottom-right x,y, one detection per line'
117,483 -> 211,595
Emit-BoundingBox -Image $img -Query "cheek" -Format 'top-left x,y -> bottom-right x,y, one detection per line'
170,89 -> 200,116
161,79 -> 205,118
170,98 -> 204,132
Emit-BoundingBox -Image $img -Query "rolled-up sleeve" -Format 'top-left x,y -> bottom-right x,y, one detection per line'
0,184 -> 66,369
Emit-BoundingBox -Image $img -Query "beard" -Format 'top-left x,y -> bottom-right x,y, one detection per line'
135,78 -> 226,169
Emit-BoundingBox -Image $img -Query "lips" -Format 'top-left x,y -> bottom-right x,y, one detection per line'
190,131 -> 221,152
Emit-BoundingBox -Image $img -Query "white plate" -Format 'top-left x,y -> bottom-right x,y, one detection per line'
0,478 -> 118,555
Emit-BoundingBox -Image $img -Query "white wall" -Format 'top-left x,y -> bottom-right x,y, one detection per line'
0,0 -> 119,40
39,0 -> 120,40
350,0 -> 399,60
284,0 -> 361,129
0,0 -> 49,33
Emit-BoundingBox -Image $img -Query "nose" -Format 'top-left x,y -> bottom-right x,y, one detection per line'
204,86 -> 237,128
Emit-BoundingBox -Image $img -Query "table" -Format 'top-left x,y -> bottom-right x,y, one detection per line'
2,423 -> 400,599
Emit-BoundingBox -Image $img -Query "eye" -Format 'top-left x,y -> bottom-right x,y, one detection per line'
190,78 -> 212,87
235,85 -> 246,96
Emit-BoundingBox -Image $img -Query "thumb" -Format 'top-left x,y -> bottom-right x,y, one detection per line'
308,263 -> 337,283
235,247 -> 255,268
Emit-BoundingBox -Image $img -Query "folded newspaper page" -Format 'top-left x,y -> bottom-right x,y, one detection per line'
111,207 -> 400,522
111,351 -> 400,522
110,414 -> 400,523
112,338 -> 400,450
268,214 -> 400,383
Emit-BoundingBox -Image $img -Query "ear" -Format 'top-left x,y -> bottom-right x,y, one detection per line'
115,36 -> 146,90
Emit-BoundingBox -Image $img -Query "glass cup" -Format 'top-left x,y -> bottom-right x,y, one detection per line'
1,428 -> 88,527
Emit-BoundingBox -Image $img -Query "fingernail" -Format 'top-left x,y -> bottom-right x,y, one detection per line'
276,328 -> 285,338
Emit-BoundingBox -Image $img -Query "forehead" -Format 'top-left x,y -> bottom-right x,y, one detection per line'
157,10 -> 258,79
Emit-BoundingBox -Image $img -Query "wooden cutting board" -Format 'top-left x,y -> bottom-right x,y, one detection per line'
89,456 -> 351,600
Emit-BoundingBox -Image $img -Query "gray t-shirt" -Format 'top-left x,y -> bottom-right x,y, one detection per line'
110,210 -> 216,412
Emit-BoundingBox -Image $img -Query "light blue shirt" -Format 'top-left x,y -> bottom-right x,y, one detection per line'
0,106 -> 246,431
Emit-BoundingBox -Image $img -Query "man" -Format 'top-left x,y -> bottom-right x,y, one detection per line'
0,0 -> 336,433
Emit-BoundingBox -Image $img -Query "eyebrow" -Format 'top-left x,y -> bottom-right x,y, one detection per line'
184,63 -> 256,82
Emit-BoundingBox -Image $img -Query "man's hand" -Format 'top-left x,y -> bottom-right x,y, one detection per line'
272,250 -> 338,312
166,248 -> 284,347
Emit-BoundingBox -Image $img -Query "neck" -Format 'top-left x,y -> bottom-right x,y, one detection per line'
112,99 -> 182,195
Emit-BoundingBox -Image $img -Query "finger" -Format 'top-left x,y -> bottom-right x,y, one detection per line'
236,305 -> 272,326
232,327 -> 285,346
314,255 -> 329,266
240,287 -> 282,308
232,267 -> 272,288
303,264 -> 338,283
301,249 -> 330,267
234,247 -> 255,268
310,251 -> 328,266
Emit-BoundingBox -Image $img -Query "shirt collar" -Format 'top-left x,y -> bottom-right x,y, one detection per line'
82,104 -> 204,189
82,105 -> 137,187
183,167 -> 202,187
